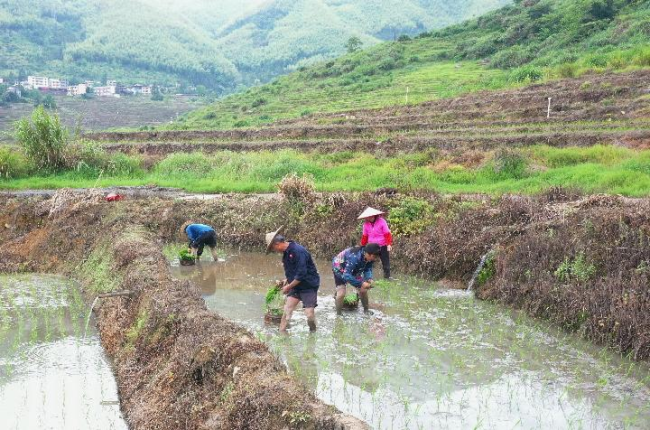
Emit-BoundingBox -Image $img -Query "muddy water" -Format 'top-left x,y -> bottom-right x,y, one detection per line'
0,275 -> 127,430
172,250 -> 650,430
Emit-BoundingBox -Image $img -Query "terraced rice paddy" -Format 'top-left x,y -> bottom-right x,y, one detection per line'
0,274 -> 127,430
170,250 -> 650,430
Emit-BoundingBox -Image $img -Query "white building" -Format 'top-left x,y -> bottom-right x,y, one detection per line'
0,78 -> 4,84
130,84 -> 152,95
107,80 -> 117,86
48,78 -> 68,90
28,76 -> 49,89
94,85 -> 117,97
67,83 -> 88,96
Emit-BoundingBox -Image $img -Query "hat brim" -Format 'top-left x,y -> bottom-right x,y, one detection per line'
357,208 -> 385,219
265,225 -> 285,253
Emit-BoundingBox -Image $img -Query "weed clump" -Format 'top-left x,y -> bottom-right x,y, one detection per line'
555,252 -> 596,282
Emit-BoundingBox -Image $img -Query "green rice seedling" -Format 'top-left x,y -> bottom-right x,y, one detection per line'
265,284 -> 284,317
178,248 -> 196,266
343,293 -> 359,307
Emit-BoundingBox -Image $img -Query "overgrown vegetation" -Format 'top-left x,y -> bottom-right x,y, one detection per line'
4,145 -> 650,196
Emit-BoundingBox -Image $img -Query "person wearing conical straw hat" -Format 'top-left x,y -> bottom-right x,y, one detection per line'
266,226 -> 320,333
358,207 -> 393,279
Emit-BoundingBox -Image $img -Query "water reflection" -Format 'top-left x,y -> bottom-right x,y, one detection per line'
171,248 -> 650,430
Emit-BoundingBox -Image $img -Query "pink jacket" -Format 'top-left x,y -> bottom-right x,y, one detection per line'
361,217 -> 392,247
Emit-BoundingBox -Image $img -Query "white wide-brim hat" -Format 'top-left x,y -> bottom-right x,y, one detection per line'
357,207 -> 385,220
265,225 -> 285,253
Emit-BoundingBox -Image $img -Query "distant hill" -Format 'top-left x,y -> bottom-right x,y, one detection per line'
0,0 -> 509,92
176,0 -> 650,129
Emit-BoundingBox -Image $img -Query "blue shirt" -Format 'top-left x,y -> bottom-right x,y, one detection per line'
185,224 -> 215,242
332,247 -> 373,287
283,242 -> 320,291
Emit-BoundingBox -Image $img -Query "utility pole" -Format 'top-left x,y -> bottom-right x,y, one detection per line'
405,86 -> 409,105
547,97 -> 552,119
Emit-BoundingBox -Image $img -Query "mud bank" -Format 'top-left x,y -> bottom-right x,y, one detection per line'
1,188 -> 649,426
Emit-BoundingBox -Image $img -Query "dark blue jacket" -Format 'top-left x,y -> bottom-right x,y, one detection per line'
283,242 -> 320,290
186,224 -> 214,242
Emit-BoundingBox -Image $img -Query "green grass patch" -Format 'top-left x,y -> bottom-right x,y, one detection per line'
4,145 -> 650,196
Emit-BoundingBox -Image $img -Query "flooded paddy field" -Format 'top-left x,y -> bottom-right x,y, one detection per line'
0,275 -> 127,430
172,249 -> 650,430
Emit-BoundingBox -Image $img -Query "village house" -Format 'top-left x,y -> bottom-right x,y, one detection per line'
94,85 -> 118,97
130,84 -> 152,95
67,83 -> 88,96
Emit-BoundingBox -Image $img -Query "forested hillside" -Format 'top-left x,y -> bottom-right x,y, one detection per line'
0,0 -> 509,92
178,0 -> 650,129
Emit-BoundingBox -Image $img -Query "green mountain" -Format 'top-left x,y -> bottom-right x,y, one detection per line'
176,0 -> 650,129
0,0 -> 509,91
214,0 -> 510,81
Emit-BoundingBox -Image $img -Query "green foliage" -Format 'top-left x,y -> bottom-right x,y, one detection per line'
346,36 -> 363,54
265,284 -> 284,316
489,150 -> 529,180
0,0 -> 509,90
388,197 -> 434,236
555,252 -> 597,283
40,95 -> 57,110
476,254 -> 496,286
178,249 -> 195,262
6,146 -> 650,197
509,65 -> 544,83
176,0 -> 650,130
343,293 -> 359,306
15,106 -> 68,172
0,148 -> 30,179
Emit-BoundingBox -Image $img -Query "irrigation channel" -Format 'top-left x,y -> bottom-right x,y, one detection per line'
171,249 -> 650,430
0,274 -> 127,430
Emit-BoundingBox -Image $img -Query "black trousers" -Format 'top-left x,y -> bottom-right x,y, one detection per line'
379,245 -> 391,279
189,231 -> 217,256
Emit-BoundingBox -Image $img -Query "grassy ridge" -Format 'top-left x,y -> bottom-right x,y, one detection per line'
3,145 -> 650,196
176,0 -> 650,129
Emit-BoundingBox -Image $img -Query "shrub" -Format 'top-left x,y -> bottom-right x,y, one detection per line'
490,149 -> 528,179
0,147 -> 31,178
509,65 -> 543,83
15,106 -> 68,172
233,120 -> 250,128
557,62 -> 579,78
633,48 -> 650,67
491,46 -> 531,69
387,197 -> 434,236
251,97 -> 267,108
